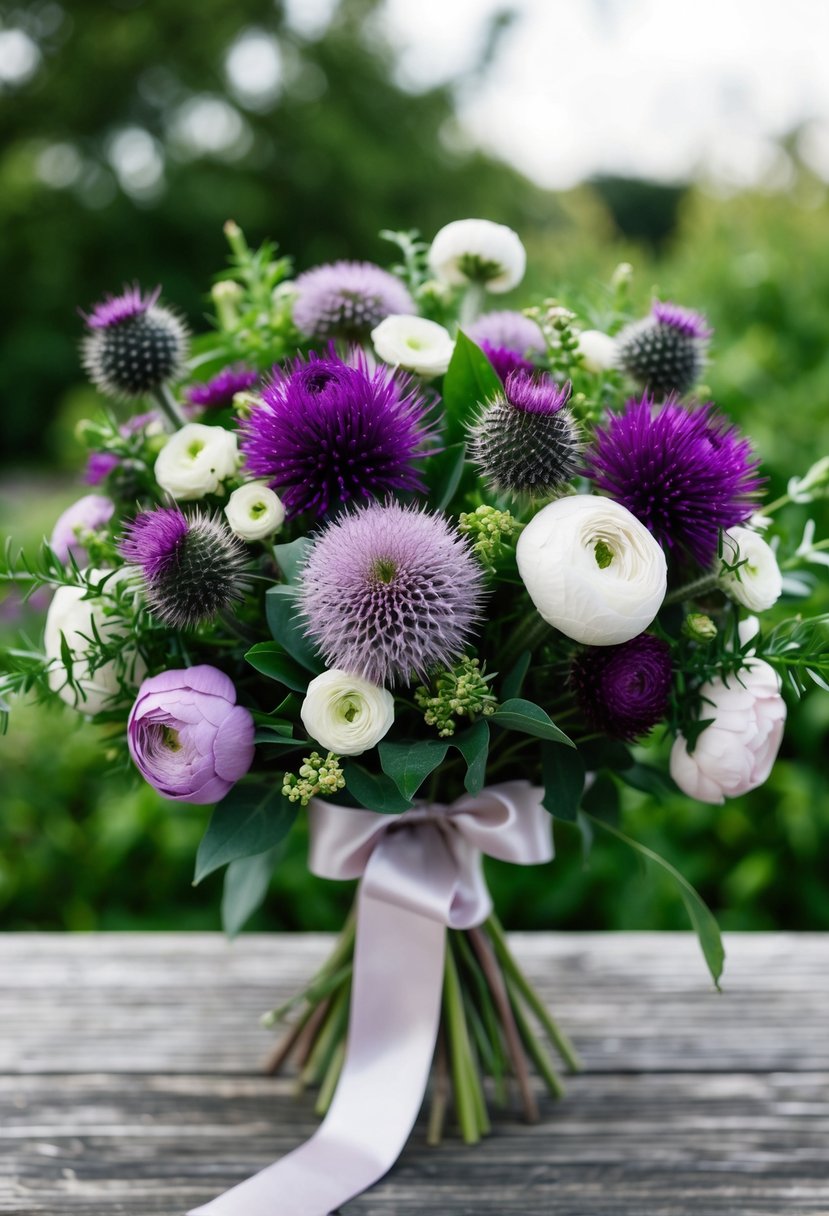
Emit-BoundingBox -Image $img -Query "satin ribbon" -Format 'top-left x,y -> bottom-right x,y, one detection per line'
189,780 -> 552,1216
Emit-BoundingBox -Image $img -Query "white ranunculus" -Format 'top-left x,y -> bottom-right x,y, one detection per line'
371,315 -> 455,378
301,669 -> 395,757
224,482 -> 285,541
516,496 -> 667,646
44,569 -> 145,716
669,661 -> 786,804
576,329 -> 618,373
154,423 -> 239,500
428,219 -> 526,293
718,526 -> 783,613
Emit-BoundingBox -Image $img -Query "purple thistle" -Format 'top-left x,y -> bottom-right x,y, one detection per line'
466,310 -> 545,356
585,394 -> 763,568
239,348 -> 435,520
293,260 -> 415,341
84,451 -> 121,486
502,369 -> 571,415
299,501 -> 485,687
119,507 -> 247,629
651,300 -> 712,339
186,365 -> 259,411
82,284 -> 161,330
570,634 -> 673,742
479,342 -> 536,384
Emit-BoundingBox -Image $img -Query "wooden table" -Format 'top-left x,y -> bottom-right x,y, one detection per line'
1,933 -> 828,1215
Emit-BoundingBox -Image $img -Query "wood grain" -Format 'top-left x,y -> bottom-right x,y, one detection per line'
1,933 -> 828,1214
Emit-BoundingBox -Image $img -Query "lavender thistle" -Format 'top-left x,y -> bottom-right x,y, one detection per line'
299,501 -> 485,686
293,260 -> 415,341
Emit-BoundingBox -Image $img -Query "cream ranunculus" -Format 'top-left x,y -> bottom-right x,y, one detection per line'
576,329 -> 618,373
370,315 -> 455,377
669,660 -> 786,804
44,569 -> 146,715
300,669 -> 395,756
224,482 -> 286,541
428,219 -> 526,293
718,526 -> 783,612
516,496 -> 667,645
154,422 -> 239,500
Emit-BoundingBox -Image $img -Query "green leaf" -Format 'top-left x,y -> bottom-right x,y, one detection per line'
221,844 -> 284,937
252,728 -> 303,747
581,772 -> 619,823
344,763 -> 413,814
442,330 -> 503,442
194,783 -> 297,884
541,742 -> 585,821
423,441 -> 467,510
452,719 -> 490,795
490,698 -> 574,746
501,651 -> 531,701
378,738 -> 450,801
586,815 -> 725,989
265,587 -> 323,673
245,642 -> 309,691
272,537 -> 311,583
616,762 -> 679,799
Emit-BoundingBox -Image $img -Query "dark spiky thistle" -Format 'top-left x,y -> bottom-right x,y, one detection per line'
119,507 -> 248,629
81,285 -> 189,400
616,301 -> 711,399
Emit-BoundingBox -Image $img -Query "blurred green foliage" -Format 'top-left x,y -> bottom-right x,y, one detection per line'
1,0 -> 828,937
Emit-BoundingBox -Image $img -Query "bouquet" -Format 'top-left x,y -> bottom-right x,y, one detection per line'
3,216 -> 829,1216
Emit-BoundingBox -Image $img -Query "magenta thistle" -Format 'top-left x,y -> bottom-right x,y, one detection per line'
239,348 -> 435,520
570,634 -> 673,741
299,501 -> 485,686
293,260 -> 415,341
82,284 -> 161,330
585,394 -> 763,568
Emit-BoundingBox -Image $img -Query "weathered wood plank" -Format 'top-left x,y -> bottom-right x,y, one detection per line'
1,1072 -> 829,1215
2,933 -> 828,1073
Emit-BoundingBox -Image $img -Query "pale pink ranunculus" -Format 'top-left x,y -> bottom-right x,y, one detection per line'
669,660 -> 786,804
50,494 -> 115,563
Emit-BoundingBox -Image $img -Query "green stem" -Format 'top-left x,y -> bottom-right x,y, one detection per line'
300,981 -> 350,1087
500,612 -> 552,671
151,383 -> 186,431
426,1026 -> 450,1147
459,282 -> 485,328
663,572 -> 719,606
443,944 -> 482,1144
486,915 -> 582,1073
452,931 -> 508,1104
315,1039 -> 346,1116
263,910 -> 356,1026
504,975 -> 565,1099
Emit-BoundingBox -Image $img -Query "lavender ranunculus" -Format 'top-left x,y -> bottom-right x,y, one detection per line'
128,665 -> 255,803
50,494 -> 115,563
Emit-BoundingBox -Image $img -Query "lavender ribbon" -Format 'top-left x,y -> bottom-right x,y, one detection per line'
188,780 -> 552,1216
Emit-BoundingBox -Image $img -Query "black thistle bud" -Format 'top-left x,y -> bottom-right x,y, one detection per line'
119,507 -> 248,630
469,369 -> 580,496
81,285 -> 189,400
616,301 -> 711,398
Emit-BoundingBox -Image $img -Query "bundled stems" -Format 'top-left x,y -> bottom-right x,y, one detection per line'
263,910 -> 579,1145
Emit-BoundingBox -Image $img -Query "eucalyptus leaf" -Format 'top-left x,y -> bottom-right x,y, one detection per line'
541,742 -> 585,821
273,537 -> 311,584
378,738 -> 450,801
586,814 -> 725,989
221,845 -> 284,937
194,783 -> 297,884
452,719 -> 490,794
245,642 -> 310,691
490,698 -> 574,746
265,587 -> 323,673
344,763 -> 413,814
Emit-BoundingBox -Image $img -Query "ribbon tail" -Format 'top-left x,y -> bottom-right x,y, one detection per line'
188,830 -> 450,1216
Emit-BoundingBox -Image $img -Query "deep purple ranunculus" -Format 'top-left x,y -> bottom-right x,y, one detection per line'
127,665 -> 255,803
570,633 -> 673,741
186,365 -> 259,411
50,494 -> 115,563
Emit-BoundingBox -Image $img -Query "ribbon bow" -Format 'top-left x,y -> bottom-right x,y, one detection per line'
190,781 -> 552,1216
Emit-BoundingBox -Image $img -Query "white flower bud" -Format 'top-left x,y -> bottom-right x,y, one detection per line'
718,526 -> 782,613
154,423 -> 239,500
44,569 -> 145,716
371,315 -> 455,378
516,495 -> 667,646
670,661 -> 786,804
300,669 -> 395,756
428,219 -> 526,293
224,482 -> 285,541
576,329 -> 618,373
